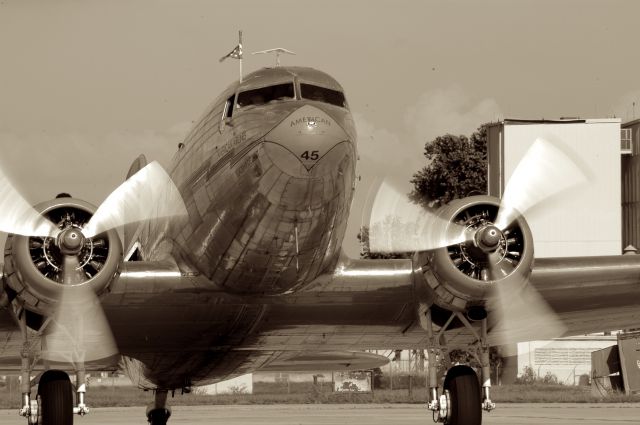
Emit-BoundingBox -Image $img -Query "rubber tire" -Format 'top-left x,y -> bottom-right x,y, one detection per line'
443,365 -> 482,425
38,371 -> 74,425
147,408 -> 171,425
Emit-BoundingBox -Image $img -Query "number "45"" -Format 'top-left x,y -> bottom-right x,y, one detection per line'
301,150 -> 319,161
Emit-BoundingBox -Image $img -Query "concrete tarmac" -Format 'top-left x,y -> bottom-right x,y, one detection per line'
2,403 -> 639,424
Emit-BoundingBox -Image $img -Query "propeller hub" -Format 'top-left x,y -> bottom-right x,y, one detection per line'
475,225 -> 503,252
57,227 -> 85,255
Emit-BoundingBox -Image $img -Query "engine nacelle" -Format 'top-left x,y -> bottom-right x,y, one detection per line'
415,195 -> 534,315
3,198 -> 122,318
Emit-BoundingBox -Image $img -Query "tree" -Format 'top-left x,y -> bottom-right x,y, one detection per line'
410,124 -> 489,208
359,123 -> 491,259
357,225 -> 412,260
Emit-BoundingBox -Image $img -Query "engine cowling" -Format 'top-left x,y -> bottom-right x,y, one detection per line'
3,198 -> 122,317
416,195 -> 534,314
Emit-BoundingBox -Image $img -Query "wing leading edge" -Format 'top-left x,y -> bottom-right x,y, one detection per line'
531,255 -> 640,336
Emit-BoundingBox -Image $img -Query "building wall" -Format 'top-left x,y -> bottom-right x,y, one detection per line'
198,374 -> 253,395
488,119 -> 622,257
517,335 -> 617,384
622,119 -> 640,250
487,124 -> 503,196
254,372 -> 331,383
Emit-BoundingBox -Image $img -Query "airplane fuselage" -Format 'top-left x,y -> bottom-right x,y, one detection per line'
140,67 -> 357,295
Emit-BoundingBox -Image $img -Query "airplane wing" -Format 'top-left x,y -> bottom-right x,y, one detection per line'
3,251 -> 639,371
240,253 -> 640,354
531,255 -> 640,337
2,248 -> 640,376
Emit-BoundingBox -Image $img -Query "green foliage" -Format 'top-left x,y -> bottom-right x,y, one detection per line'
410,123 -> 489,208
359,123 -> 491,258
357,225 -> 412,260
448,346 -> 502,371
2,381 -> 640,408
514,366 -> 560,385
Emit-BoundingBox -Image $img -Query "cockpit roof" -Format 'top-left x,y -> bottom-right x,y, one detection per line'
238,67 -> 344,92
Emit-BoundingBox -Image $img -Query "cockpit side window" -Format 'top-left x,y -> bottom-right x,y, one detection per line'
237,83 -> 294,108
224,94 -> 235,119
300,84 -> 347,108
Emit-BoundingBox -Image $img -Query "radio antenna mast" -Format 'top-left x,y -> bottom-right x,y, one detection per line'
219,30 -> 244,82
252,48 -> 296,67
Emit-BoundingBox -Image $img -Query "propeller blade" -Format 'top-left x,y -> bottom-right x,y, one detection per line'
477,251 -> 516,282
488,278 -> 567,346
495,138 -> 587,230
82,161 -> 187,238
0,168 -> 58,237
61,256 -> 86,285
42,259 -> 117,363
368,180 -> 470,253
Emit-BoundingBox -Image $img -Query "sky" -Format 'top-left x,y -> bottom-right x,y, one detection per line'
1,0 -> 640,256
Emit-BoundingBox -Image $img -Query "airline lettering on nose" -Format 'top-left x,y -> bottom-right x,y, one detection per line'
290,116 -> 331,127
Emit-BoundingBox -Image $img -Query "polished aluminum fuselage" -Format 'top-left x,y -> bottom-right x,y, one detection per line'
2,68 -> 640,392
116,67 -> 374,387
141,67 -> 357,295
108,67 -> 640,389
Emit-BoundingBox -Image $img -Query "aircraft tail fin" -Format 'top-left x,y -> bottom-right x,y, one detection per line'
124,154 -> 148,259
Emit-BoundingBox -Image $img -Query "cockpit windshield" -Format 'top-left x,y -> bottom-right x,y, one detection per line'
300,84 -> 347,108
237,83 -> 294,107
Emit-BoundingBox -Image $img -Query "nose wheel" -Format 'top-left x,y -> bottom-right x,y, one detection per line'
422,308 -> 494,425
36,370 -> 74,425
440,366 -> 482,425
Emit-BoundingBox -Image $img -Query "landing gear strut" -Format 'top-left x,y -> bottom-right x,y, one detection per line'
147,390 -> 172,425
422,307 -> 495,425
16,311 -> 92,425
18,351 -> 38,425
73,368 -> 89,416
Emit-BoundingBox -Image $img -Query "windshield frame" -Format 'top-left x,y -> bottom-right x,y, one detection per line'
236,82 -> 296,108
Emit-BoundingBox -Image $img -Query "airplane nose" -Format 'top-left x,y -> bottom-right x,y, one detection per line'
264,104 -> 352,176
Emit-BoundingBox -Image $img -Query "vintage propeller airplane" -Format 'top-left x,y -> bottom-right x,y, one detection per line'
1,63 -> 640,425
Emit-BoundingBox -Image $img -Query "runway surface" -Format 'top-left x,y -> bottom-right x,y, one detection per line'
2,403 -> 639,424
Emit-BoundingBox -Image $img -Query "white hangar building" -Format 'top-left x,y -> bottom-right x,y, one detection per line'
487,118 -> 622,257
486,118 -> 633,383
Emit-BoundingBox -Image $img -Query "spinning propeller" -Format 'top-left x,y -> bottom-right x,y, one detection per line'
368,180 -> 470,253
369,138 -> 587,345
0,161 -> 187,364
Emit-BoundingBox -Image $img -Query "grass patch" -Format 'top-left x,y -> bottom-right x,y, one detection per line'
1,381 -> 638,409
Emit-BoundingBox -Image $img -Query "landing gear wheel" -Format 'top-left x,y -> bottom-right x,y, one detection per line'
147,408 -> 171,425
442,365 -> 481,425
37,370 -> 74,425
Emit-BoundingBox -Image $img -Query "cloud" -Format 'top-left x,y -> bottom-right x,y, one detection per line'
354,85 -> 503,192
347,114 -> 419,257
0,123 -> 190,206
405,84 -> 503,144
353,112 -> 417,178
343,86 -> 503,257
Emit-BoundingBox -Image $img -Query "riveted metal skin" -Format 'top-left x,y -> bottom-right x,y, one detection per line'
5,67 -> 640,395
140,67 -> 357,296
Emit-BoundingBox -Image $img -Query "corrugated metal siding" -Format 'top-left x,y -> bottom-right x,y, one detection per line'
486,124 -> 503,197
492,121 -> 622,258
621,121 -> 640,250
